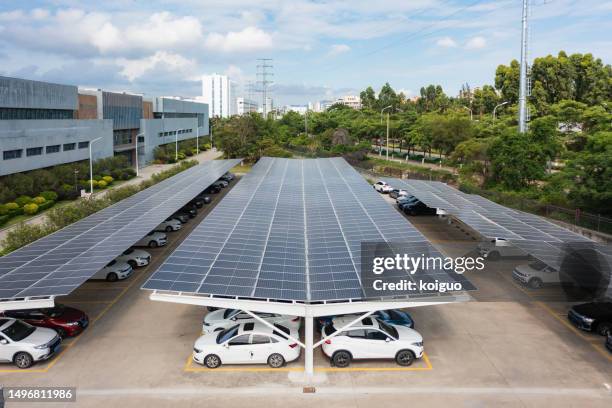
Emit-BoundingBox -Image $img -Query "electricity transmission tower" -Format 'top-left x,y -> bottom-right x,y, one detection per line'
518,0 -> 531,133
256,59 -> 274,117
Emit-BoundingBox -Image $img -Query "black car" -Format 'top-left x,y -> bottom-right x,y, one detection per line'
196,194 -> 212,204
402,200 -> 437,216
204,185 -> 221,194
190,197 -> 206,208
606,333 -> 612,353
397,195 -> 419,207
568,302 -> 612,336
172,212 -> 190,224
180,205 -> 197,218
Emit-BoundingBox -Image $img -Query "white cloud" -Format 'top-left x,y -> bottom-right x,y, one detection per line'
328,44 -> 350,56
465,36 -> 487,50
31,9 -> 50,20
116,51 -> 196,81
436,36 -> 457,48
204,26 -> 273,53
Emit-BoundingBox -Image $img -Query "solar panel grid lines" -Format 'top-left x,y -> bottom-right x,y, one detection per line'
143,157 -> 475,303
0,159 -> 240,300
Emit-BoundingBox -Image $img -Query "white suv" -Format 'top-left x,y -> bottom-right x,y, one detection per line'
478,238 -> 527,261
135,231 -> 167,248
373,181 -> 392,193
116,248 -> 151,269
93,260 -> 133,281
193,322 -> 300,368
155,218 -> 182,233
0,318 -> 61,369
512,260 -> 559,288
321,316 -> 423,367
202,309 -> 301,334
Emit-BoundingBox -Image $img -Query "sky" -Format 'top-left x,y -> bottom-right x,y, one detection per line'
0,0 -> 610,106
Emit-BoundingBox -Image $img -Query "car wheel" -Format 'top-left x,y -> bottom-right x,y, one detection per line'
13,352 -> 33,369
267,353 -> 285,368
332,350 -> 352,368
395,349 -> 415,366
128,260 -> 137,269
528,278 -> 543,289
596,322 -> 612,336
149,241 -> 158,248
106,272 -> 118,282
204,354 -> 221,369
488,251 -> 501,261
166,226 -> 173,232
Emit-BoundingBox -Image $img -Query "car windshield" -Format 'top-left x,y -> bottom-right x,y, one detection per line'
223,309 -> 238,319
2,320 -> 36,341
377,319 -> 398,339
529,260 -> 547,270
272,323 -> 290,340
216,324 -> 239,344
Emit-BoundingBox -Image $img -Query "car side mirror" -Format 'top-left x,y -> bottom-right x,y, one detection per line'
0,339 -> 8,345
231,317 -> 237,321
385,337 -> 391,342
224,343 -> 230,348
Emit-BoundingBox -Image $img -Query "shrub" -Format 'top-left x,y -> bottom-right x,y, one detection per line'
93,175 -> 102,181
23,203 -> 39,215
177,152 -> 186,160
32,196 -> 46,205
40,191 -> 58,201
0,204 -> 7,216
58,184 -> 78,200
97,180 -> 108,189
102,176 -> 114,184
185,149 -> 194,157
110,169 -> 123,179
1,223 -> 51,254
90,179 -> 99,188
0,214 -> 9,226
15,196 -> 33,207
5,202 -> 19,211
37,200 -> 55,211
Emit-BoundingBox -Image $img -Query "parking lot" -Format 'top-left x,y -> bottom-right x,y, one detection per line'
0,180 -> 610,408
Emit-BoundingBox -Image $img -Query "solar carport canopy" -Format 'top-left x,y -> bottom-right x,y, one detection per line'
384,178 -> 608,269
143,157 -> 474,303
0,159 -> 240,300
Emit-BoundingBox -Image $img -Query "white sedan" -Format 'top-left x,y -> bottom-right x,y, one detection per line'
202,309 -> 301,334
115,248 -> 151,268
134,231 -> 167,248
193,322 -> 300,368
373,181 -> 392,193
155,218 -> 182,233
321,316 -> 423,367
92,260 -> 133,282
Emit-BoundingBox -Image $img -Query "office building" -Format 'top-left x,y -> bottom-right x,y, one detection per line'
200,74 -> 236,118
236,97 -> 258,115
335,95 -> 361,109
0,76 -> 113,176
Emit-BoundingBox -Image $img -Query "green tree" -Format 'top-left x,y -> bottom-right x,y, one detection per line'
359,86 -> 377,110
495,59 -> 520,104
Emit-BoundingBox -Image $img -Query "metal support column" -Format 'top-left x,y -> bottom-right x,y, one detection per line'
304,312 -> 314,382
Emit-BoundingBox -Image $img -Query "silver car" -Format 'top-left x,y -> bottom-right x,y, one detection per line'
0,318 -> 61,369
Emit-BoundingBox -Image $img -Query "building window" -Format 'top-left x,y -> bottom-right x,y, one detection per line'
3,149 -> 22,160
46,145 -> 60,154
26,147 -> 43,156
78,141 -> 89,149
63,143 -> 76,151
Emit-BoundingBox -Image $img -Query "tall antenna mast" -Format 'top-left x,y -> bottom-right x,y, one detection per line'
256,58 -> 274,117
518,0 -> 530,133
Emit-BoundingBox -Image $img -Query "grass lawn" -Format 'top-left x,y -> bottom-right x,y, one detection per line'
231,163 -> 253,174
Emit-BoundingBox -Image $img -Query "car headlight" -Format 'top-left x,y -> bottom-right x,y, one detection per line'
412,341 -> 423,347
34,344 -> 50,349
582,316 -> 595,323
64,321 -> 79,326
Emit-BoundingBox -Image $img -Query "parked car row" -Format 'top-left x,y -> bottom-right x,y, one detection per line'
567,301 -> 612,353
192,308 -> 421,369
373,180 -> 437,216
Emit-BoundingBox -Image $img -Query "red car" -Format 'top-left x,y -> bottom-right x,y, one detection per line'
1,304 -> 89,338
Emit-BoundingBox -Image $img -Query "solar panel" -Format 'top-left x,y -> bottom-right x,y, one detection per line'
0,159 -> 241,300
143,157 -> 474,303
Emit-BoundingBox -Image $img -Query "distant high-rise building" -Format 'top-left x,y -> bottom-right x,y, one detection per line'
236,97 -> 259,115
201,74 -> 236,118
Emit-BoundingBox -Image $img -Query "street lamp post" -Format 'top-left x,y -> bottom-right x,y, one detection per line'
462,106 -> 473,121
74,169 -> 79,194
89,137 -> 103,195
381,105 -> 393,161
134,132 -> 145,177
196,126 -> 199,155
493,101 -> 509,120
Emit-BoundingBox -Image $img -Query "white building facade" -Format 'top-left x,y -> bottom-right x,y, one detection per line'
236,97 -> 259,115
336,95 -> 361,109
201,74 -> 237,118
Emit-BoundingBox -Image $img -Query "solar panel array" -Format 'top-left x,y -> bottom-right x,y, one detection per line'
0,159 -> 240,300
384,178 -> 609,270
143,157 -> 474,303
